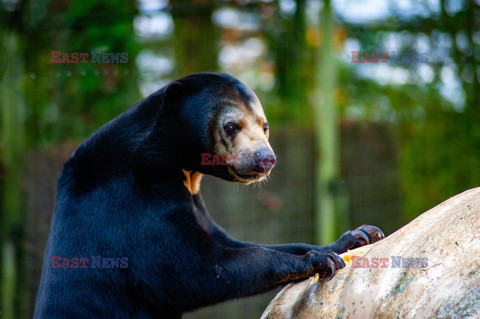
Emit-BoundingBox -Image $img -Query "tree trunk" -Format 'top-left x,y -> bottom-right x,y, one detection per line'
1,31 -> 27,319
314,0 -> 343,245
172,0 -> 218,76
261,188 -> 480,319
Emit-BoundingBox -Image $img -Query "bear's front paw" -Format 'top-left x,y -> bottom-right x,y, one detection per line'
273,251 -> 345,284
335,225 -> 385,253
304,250 -> 345,280
355,225 -> 385,244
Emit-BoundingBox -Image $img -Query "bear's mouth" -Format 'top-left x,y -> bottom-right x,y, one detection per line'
227,166 -> 267,184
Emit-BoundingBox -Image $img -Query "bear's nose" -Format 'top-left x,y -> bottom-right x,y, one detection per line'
254,149 -> 276,172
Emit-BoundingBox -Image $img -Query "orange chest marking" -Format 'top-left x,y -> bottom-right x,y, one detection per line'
182,170 -> 203,195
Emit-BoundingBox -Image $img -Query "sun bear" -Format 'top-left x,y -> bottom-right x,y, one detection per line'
34,73 -> 384,318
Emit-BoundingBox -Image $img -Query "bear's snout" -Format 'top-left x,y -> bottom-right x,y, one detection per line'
253,148 -> 276,173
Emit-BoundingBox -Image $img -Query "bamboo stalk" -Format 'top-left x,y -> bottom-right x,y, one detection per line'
314,0 -> 340,245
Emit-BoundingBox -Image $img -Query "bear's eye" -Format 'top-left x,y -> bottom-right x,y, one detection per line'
263,123 -> 269,134
224,123 -> 238,135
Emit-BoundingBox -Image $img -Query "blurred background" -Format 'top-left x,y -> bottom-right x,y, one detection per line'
0,0 -> 479,318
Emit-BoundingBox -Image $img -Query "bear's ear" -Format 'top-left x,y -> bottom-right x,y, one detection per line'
162,81 -> 185,106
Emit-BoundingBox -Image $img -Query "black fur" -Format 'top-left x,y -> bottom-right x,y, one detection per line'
34,73 -> 384,318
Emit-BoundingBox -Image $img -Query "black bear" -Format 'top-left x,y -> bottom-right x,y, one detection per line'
34,73 -> 384,318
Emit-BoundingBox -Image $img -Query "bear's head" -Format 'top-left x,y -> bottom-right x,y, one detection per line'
160,73 -> 276,185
